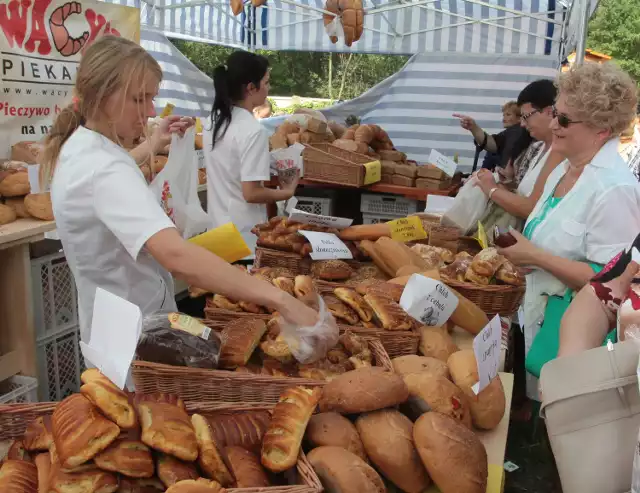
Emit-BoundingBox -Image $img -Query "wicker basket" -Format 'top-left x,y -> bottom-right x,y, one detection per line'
132,339 -> 393,404
254,248 -> 311,275
444,278 -> 525,316
302,143 -> 373,187
0,402 -> 322,493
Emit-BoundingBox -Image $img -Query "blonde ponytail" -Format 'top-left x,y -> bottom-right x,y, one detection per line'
41,104 -> 82,187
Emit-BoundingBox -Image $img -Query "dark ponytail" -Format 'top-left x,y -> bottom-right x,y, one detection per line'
210,51 -> 269,147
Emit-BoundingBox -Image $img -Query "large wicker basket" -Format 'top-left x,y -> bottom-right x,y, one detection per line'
254,248 -> 311,275
302,143 -> 373,187
444,278 -> 525,316
0,402 -> 322,493
132,339 -> 393,404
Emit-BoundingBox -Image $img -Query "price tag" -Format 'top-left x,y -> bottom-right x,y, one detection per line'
196,150 -> 205,169
399,274 -> 459,327
27,164 -> 40,193
195,117 -> 203,133
168,312 -> 210,339
428,149 -> 457,177
288,209 -> 353,229
475,221 -> 489,249
389,216 -> 427,243
363,160 -> 381,185
471,315 -> 502,395
160,103 -> 175,118
298,231 -> 353,260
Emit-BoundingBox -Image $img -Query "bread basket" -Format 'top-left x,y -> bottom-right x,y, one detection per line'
254,248 -> 311,275
442,277 -> 525,316
0,402 -> 323,493
302,143 -> 373,187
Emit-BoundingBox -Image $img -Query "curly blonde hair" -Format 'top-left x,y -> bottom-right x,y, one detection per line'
501,101 -> 521,116
556,62 -> 638,137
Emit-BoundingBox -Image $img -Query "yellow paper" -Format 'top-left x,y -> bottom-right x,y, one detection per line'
389,216 -> 428,243
363,160 -> 381,185
487,464 -> 505,493
195,117 -> 203,133
476,221 -> 489,249
160,103 -> 175,118
188,222 -> 251,263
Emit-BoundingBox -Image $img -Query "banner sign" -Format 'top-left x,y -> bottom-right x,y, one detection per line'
0,0 -> 140,156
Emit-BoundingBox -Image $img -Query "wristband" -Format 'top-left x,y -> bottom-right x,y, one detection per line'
488,187 -> 499,200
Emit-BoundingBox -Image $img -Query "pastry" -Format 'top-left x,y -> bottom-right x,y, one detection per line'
272,277 -> 295,296
156,453 -> 199,488
464,266 -> 491,285
363,293 -> 413,330
495,259 -> 523,285
323,295 -> 360,325
334,287 -> 373,322
311,260 -> 354,281
47,463 -> 119,493
237,301 -> 264,314
223,446 -> 270,488
439,252 -> 473,283
305,412 -> 367,461
80,368 -> 137,429
260,336 -> 294,364
34,453 -> 50,493
469,248 -> 505,278
338,331 -> 368,355
191,414 -> 233,486
218,318 -> 267,369
5,439 -> 31,462
118,477 -> 166,492
93,435 -> 154,478
293,275 -> 319,309
355,280 -> 404,303
212,294 -> 242,312
165,478 -> 225,493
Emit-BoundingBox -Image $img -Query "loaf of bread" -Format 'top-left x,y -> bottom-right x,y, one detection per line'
23,416 -> 53,452
93,433 -> 154,479
391,355 -> 450,380
413,412 -> 487,493
0,203 -> 17,225
207,410 -> 271,452
447,350 -> 506,430
334,287 -> 373,322
51,394 -> 121,468
34,453 -> 50,493
357,240 -> 396,278
5,197 -> 30,218
24,193 -> 54,221
308,446 -> 386,493
223,446 -> 270,488
356,409 -> 431,493
364,292 -> 413,330
305,412 -> 367,461
418,326 -> 459,362
339,223 -> 391,242
0,170 -> 29,196
403,371 -> 472,427
318,367 -> 409,414
311,260 -> 354,281
378,149 -> 406,162
165,478 -> 225,493
11,142 -> 40,163
261,386 -> 321,472
80,368 -> 137,429
0,460 -> 38,493
375,237 -> 430,275
191,414 -> 233,486
218,318 -> 267,369
448,287 -> 489,335
157,453 -> 199,487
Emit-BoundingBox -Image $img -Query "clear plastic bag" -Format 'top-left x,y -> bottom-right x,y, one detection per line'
441,174 -> 491,234
136,311 -> 222,369
278,296 -> 340,364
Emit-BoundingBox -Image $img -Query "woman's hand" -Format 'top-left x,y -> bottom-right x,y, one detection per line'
497,229 -> 541,267
277,293 -> 320,327
475,169 -> 498,195
279,169 -> 300,197
149,116 -> 195,154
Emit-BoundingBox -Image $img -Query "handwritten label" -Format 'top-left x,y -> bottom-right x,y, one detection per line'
298,231 -> 353,260
288,209 -> 353,229
160,103 -> 175,118
363,160 -> 381,185
389,216 -> 427,243
196,149 -> 205,169
27,164 -> 40,194
472,315 -> 502,394
425,195 -> 455,215
400,274 -> 459,327
428,149 -> 457,177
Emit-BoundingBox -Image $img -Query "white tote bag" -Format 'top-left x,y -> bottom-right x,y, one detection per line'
441,175 -> 490,234
150,128 -> 210,239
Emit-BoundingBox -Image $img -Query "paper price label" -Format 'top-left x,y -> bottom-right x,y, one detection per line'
389,216 -> 427,243
400,274 -> 459,327
476,221 -> 489,249
288,209 -> 353,229
428,149 -> 457,177
195,117 -> 203,133
298,231 -> 353,260
168,312 -> 210,339
472,315 -> 502,394
160,103 -> 175,118
363,160 -> 381,185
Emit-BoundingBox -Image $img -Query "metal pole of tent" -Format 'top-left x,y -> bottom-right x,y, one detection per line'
575,0 -> 590,65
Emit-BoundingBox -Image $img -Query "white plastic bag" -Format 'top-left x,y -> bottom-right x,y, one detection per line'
278,296 -> 340,364
441,175 -> 490,234
270,142 -> 305,179
150,128 -> 210,239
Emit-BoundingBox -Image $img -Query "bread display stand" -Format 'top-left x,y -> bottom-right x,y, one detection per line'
0,218 -> 56,385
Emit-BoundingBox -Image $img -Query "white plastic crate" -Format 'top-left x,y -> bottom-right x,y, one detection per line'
36,326 -> 84,402
0,375 -> 38,404
295,196 -> 333,216
362,212 -> 405,224
361,194 -> 418,217
31,252 -> 79,342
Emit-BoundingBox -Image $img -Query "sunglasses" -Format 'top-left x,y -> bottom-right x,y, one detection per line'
552,105 -> 583,128
521,109 -> 540,122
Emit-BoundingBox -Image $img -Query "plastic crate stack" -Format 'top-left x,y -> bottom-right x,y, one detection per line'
360,193 -> 418,224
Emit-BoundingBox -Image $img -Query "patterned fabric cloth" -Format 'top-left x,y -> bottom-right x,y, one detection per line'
624,144 -> 640,182
513,141 -> 546,187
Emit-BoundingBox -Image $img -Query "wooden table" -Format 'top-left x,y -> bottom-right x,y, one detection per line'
0,219 -> 56,382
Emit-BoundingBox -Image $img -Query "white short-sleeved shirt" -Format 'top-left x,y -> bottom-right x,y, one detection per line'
203,107 -> 270,256
51,126 -> 177,343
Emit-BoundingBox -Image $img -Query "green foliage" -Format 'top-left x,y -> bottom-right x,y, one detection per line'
269,98 -> 334,116
587,0 -> 640,86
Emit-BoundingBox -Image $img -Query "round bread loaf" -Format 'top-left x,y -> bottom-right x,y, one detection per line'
418,326 -> 459,362
5,197 -> 30,218
356,409 -> 431,493
0,171 -> 30,197
24,193 -> 54,221
305,413 -> 367,461
447,350 -> 506,430
0,203 -> 17,225
392,355 -> 450,380
318,367 -> 409,414
402,370 -> 472,427
307,446 -> 385,493
413,412 -> 487,493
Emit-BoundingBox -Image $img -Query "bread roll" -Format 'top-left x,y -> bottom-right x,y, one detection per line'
293,275 -> 319,309
0,171 -> 30,196
157,453 -> 199,487
0,460 -> 38,493
311,260 -> 354,281
447,350 -> 506,430
308,446 -> 386,493
24,193 -> 54,221
356,410 -> 431,493
5,197 -> 30,218
34,453 -> 50,493
0,203 -> 17,225
305,412 -> 366,461
191,414 -> 233,486
470,248 -> 505,278
413,412 -> 487,493
318,367 -> 409,414
402,371 -> 472,427
392,355 -> 450,380
418,325 -> 459,362
80,368 -> 137,429
223,446 -> 270,488
165,478 -> 225,493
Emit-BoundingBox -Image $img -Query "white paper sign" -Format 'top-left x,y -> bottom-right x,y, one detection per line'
298,231 -> 353,260
400,274 -> 459,326
428,149 -> 458,177
425,195 -> 455,215
27,164 -> 41,194
288,209 -> 353,229
472,315 -> 502,394
79,288 -> 142,390
286,196 -> 299,214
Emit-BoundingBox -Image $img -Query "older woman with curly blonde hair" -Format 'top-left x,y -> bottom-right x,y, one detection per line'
497,62 -> 640,399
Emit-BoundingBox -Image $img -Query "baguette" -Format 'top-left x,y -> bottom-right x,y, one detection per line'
261,386 -> 322,472
357,240 -> 396,278
339,223 -> 391,241
375,237 -> 430,276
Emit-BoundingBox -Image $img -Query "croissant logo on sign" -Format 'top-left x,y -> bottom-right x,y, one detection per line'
0,0 -> 122,58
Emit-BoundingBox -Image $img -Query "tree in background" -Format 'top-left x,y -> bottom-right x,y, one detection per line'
587,0 -> 640,86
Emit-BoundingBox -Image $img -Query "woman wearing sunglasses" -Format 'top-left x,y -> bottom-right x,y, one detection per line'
497,62 -> 640,399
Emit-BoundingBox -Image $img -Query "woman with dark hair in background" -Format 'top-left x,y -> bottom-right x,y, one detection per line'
203,51 -> 299,257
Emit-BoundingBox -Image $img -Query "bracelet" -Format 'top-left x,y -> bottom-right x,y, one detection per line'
488,187 -> 499,200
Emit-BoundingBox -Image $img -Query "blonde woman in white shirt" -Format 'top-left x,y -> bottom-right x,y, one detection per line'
204,52 -> 298,257
42,36 -> 320,344
497,63 -> 640,399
